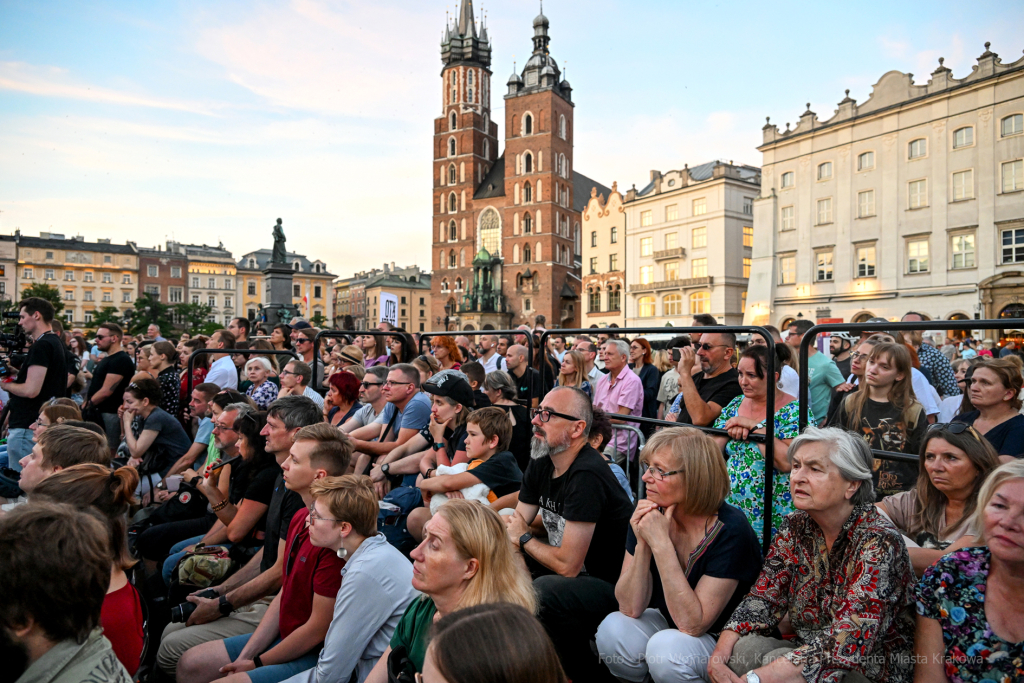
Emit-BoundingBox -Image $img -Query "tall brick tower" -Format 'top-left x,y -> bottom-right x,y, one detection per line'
431,0 -> 498,330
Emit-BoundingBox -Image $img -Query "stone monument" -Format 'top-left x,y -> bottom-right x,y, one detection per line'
262,218 -> 296,325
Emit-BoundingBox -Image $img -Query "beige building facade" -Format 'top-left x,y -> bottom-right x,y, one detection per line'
364,268 -> 432,332
745,45 -> 1024,329
624,161 -> 760,326
582,183 -> 626,328
237,250 -> 333,326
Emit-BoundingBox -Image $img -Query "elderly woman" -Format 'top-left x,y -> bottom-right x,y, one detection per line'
596,427 -> 762,683
953,358 -> 1024,458
878,423 -> 1000,576
244,356 -> 279,410
708,427 -> 915,683
913,459 -> 1024,683
713,344 -> 802,538
364,499 -> 537,682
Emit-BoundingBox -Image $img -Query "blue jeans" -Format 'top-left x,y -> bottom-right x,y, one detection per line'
222,633 -> 321,683
6,429 -> 35,473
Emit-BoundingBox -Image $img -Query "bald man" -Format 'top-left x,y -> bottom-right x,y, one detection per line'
478,334 -> 505,374
505,344 -> 541,408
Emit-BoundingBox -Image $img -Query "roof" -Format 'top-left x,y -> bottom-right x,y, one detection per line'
637,160 -> 760,197
17,235 -> 137,255
572,171 -> 612,213
137,247 -> 186,259
237,248 -> 333,276
474,155 -> 506,200
364,272 -> 432,290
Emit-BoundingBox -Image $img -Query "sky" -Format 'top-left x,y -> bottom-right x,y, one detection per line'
2,0 -> 1022,277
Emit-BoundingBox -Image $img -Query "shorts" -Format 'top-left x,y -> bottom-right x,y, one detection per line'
222,632 -> 321,683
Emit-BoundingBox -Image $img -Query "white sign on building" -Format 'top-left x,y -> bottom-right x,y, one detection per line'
379,292 -> 399,326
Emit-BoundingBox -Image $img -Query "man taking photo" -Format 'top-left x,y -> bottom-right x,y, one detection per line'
5,297 -> 68,470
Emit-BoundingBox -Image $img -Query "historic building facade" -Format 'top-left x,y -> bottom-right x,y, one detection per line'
364,268 -> 432,332
624,161 -> 760,326
138,244 -> 187,309
745,44 -> 1024,330
236,249 -> 332,325
582,183 -> 626,328
170,242 -> 237,327
430,1 -> 607,331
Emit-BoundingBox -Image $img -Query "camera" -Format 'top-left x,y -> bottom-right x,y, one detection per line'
0,311 -> 27,378
170,588 -> 220,623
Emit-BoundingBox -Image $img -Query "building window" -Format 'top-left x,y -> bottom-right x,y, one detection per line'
666,204 -> 678,221
608,287 -> 621,311
147,265 -> 158,277
102,292 -> 112,303
665,233 -> 678,250
169,287 -> 183,303
588,289 -> 600,312
781,171 -> 794,188
144,285 -> 159,297
448,138 -> 456,156
523,246 -> 531,263
640,265 -> 653,284
951,234 -> 976,269
524,182 -> 532,203
610,227 -> 618,243
857,246 -> 876,278
817,161 -> 833,180
816,198 -> 833,224
664,262 -> 679,281
609,254 -> 618,271
83,290 -> 93,302
63,290 -> 74,301
857,190 -> 875,218
1002,114 -> 1023,137
524,152 -> 533,173
1002,160 -> 1023,193
44,269 -> 55,280
559,114 -> 566,140
908,138 -> 927,159
314,285 -> 322,298
781,206 -> 795,231
907,239 -> 930,273
208,295 -> 217,307
640,210 -> 652,227
589,257 -> 597,274
682,227 -> 704,250
522,212 -> 532,234
743,198 -> 753,215
120,291 -> 130,303
84,271 -> 93,282
689,292 -> 710,315
857,151 -> 874,171
638,296 -> 655,318
171,266 -> 181,279
225,295 -> 233,308
743,226 -> 753,247
779,256 -> 796,284
743,257 -> 751,278
224,278 -> 233,290
524,114 -> 532,135
1001,228 -> 1024,263
102,272 -> 112,283
953,127 -> 974,148
191,293 -> 200,304
248,281 -> 256,295
64,270 -> 74,281
104,255 -> 112,264
590,231 -> 597,247
207,277 -> 215,289
121,274 -> 131,284
692,198 -> 707,216
191,276 -> 199,288
691,258 -> 707,279
450,111 -> 457,130
952,170 -> 974,201
909,179 -> 928,209
816,251 -> 834,281
640,237 -> 653,257
664,293 -> 683,316
45,251 -> 54,260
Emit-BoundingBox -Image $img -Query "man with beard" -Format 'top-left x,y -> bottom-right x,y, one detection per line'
83,322 -> 134,450
505,387 -> 633,683
0,501 -> 132,683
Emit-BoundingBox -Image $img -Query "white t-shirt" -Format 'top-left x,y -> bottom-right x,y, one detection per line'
205,355 -> 238,391
480,352 -> 504,374
779,365 -> 800,397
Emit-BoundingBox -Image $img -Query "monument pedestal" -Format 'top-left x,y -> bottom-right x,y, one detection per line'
263,265 -> 295,325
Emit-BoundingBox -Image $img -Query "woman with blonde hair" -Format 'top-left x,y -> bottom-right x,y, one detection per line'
366,499 -> 536,682
412,353 -> 441,385
596,427 -> 762,683
300,475 -> 419,683
554,349 -> 591,398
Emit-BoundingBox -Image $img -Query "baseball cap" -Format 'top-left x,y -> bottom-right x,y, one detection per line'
292,320 -> 313,330
422,369 -> 476,409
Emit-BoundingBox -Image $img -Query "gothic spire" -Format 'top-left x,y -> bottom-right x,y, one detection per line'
458,0 -> 477,38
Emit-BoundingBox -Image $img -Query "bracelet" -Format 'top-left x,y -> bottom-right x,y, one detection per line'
211,499 -> 229,512
425,468 -> 435,479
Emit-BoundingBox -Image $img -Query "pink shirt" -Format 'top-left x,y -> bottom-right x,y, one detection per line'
592,365 -> 644,457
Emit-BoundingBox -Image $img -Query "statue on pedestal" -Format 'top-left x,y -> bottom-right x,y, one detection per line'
271,218 -> 287,265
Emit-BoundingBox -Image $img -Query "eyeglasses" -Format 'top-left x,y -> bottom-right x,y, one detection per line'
695,343 -> 729,352
642,464 -> 685,482
850,351 -> 866,360
384,380 -> 413,387
278,370 -> 297,377
307,504 -> 344,524
531,407 -> 582,423
212,422 -> 237,432
361,381 -> 383,388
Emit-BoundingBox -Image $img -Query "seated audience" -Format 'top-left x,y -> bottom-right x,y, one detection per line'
366,500 -> 537,682
482,370 -> 533,472
33,464 -> 145,675
421,603 -> 567,683
953,357 -> 1024,458
358,334 -> 389,368
430,335 -> 463,371
667,330 -> 741,429
29,399 -> 82,443
588,408 -> 633,502
121,377 -> 193,492
6,424 -> 110,511
245,357 -> 280,410
287,475 -> 419,682
712,345 -> 800,538
177,423 -> 353,683
151,340 -> 182,418
324,371 -> 361,427
386,329 -> 417,367
408,406 -> 523,541
597,427 -> 762,683
506,386 -> 634,683
411,353 -> 441,386
277,360 -> 324,410
349,364 -> 431,478
166,383 -> 223,479
340,365 -> 389,432
0,501 -> 132,683
709,427 -> 915,683
592,339 -> 644,465
878,423 -> 1000,575
628,337 -> 659,425
459,360 -> 492,408
937,357 -> 978,422
555,349 -> 592,398
913,459 -> 1024,683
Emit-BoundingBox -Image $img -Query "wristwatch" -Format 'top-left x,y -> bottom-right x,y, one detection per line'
253,654 -> 264,669
519,532 -> 533,553
218,595 -> 234,616
432,442 -> 445,451
745,672 -> 761,683
381,463 -> 390,475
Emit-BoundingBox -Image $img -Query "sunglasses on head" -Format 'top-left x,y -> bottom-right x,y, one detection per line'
927,422 -> 981,439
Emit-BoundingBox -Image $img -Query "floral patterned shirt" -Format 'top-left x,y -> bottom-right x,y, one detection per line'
246,380 -> 279,410
914,546 -> 1024,683
918,342 -> 960,398
714,396 -> 807,539
723,504 -> 915,683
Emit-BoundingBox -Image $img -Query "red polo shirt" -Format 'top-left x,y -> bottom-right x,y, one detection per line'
279,507 -> 345,638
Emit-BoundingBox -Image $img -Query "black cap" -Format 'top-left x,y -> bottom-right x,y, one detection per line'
292,320 -> 313,330
422,370 -> 476,409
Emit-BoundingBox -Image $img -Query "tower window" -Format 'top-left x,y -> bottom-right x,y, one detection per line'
449,193 -> 457,213
524,213 -> 532,233
524,182 -> 533,203
468,70 -> 474,85
559,115 -> 566,140
448,138 -> 456,157
524,114 -> 533,135
483,139 -> 489,160
450,112 -> 457,130
524,246 -> 532,263
449,164 -> 456,184
449,220 -> 457,241
524,153 -> 533,173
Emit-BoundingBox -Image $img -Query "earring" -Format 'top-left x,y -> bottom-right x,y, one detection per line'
336,547 -> 348,560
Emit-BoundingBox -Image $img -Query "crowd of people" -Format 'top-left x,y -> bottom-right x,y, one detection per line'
0,300 -> 1022,683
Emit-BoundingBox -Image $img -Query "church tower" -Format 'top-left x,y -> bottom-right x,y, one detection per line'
431,0 -> 498,329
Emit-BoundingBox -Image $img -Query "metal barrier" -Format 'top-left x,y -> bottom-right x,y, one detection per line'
541,326 -> 777,554
419,330 -> 535,407
610,423 -> 647,501
186,347 -> 299,395
797,318 -> 1018,464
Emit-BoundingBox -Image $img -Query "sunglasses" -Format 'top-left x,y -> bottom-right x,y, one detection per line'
927,423 -> 979,437
695,343 -> 729,352
361,381 -> 383,388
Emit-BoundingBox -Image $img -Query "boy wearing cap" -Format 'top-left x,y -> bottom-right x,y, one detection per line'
406,406 -> 523,541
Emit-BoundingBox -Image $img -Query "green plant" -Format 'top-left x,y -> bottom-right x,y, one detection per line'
19,283 -> 63,314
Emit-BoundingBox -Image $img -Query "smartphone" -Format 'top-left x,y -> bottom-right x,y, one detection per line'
672,348 -> 681,362
208,455 -> 242,473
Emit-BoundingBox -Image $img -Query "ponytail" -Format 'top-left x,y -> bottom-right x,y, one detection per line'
110,467 -> 140,507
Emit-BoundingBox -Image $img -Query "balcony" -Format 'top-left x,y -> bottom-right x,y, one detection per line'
652,247 -> 686,261
628,276 -> 713,293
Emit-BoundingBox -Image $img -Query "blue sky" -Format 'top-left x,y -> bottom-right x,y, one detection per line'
2,0 -> 1022,277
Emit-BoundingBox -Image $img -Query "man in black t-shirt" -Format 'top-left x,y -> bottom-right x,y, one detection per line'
506,386 -> 633,683
5,298 -> 68,471
505,344 -> 541,408
84,322 -> 135,449
667,330 -> 741,427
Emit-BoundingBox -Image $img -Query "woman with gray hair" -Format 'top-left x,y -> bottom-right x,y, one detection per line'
708,427 -> 916,683
244,356 -> 279,409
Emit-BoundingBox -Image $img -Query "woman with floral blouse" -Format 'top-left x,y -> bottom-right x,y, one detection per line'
913,459 -> 1024,683
243,356 -> 279,410
708,427 -> 915,683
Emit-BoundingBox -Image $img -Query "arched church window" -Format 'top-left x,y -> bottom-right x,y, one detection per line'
483,139 -> 489,160
448,138 -> 456,156
448,250 -> 457,268
524,153 -> 533,173
524,246 -> 531,263
449,220 -> 457,241
448,193 -> 457,213
559,114 -> 566,140
524,182 -> 532,203
450,112 -> 457,130
448,164 -> 456,184
523,212 -> 532,234
524,114 -> 533,135
479,208 -> 500,255
456,277 -> 463,290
